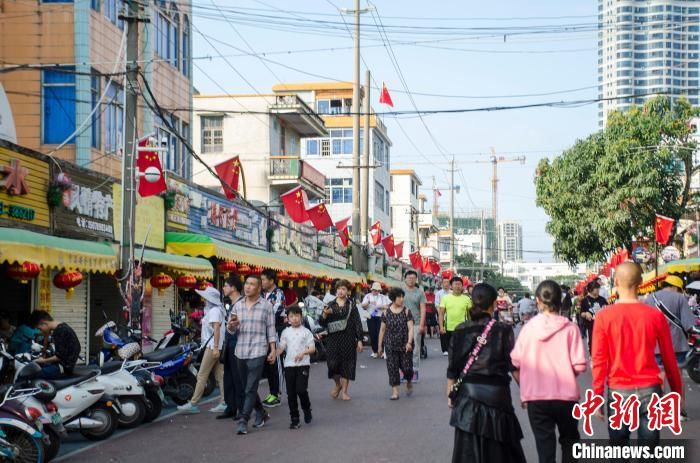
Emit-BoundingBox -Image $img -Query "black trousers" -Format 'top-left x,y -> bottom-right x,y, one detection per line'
367,317 -> 382,353
527,400 -> 580,463
386,349 -> 413,387
222,339 -> 244,415
440,330 -> 452,353
262,345 -> 281,396
284,366 -> 311,423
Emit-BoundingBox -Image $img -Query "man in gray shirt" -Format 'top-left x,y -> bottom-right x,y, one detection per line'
645,275 -> 694,357
401,270 -> 426,382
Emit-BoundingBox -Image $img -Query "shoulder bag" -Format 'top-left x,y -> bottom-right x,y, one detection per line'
651,293 -> 689,338
327,301 -> 354,334
448,319 -> 497,400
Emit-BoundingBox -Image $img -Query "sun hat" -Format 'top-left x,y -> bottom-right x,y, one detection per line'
195,286 -> 222,305
371,282 -> 382,291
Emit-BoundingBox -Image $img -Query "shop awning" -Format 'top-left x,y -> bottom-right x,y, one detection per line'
367,273 -> 403,288
141,249 -> 213,279
0,227 -> 117,273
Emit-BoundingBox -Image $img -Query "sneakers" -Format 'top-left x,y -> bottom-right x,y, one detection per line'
253,411 -> 270,428
176,402 -> 200,414
442,351 -> 448,356
370,353 -> 378,359
236,421 -> 248,435
209,403 -> 228,413
262,394 -> 281,408
303,409 -> 313,424
289,421 -> 301,429
412,371 -> 420,383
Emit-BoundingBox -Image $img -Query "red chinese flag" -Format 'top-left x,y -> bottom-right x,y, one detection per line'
281,186 -> 309,223
214,156 -> 242,200
655,214 -> 674,245
379,81 -> 394,107
442,270 -> 453,280
431,261 -> 441,275
394,241 -> 404,259
619,248 -> 629,263
137,137 -> 166,197
409,251 -> 422,269
370,221 -> 382,245
306,203 -> 333,231
381,234 -> 395,257
335,216 -> 350,247
435,189 -> 442,198
422,258 -> 432,274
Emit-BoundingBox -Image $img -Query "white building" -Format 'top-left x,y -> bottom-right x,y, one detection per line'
598,0 -> 700,127
271,82 -> 392,227
192,94 -> 328,205
502,262 -> 587,291
418,194 -> 440,262
499,220 -> 523,263
390,169 -> 422,259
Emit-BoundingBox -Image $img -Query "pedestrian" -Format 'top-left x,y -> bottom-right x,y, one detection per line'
276,304 -> 315,429
496,287 -> 513,322
438,276 -> 473,358
447,283 -> 526,463
29,311 -> 81,380
591,263 -> 684,446
511,280 -> 587,463
436,277 -> 452,354
217,276 -> 245,420
362,282 -> 390,359
178,286 -> 227,414
401,270 -> 426,382
319,279 -> 363,401
229,275 -> 277,435
0,312 -> 16,341
424,286 -> 438,339
261,269 -> 285,408
560,286 -> 573,321
516,292 -> 537,324
377,287 -> 414,400
580,281 -> 607,352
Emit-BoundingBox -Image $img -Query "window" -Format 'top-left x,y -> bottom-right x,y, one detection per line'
171,12 -> 180,68
42,0 -> 73,3
306,139 -> 319,155
316,100 -> 329,114
91,73 -> 101,149
316,98 -> 352,115
181,121 -> 190,178
375,181 -> 384,212
42,68 -> 76,144
326,178 -> 352,204
325,129 -> 363,155
105,82 -> 123,154
201,116 -> 223,153
155,114 -> 178,172
104,0 -> 123,28
91,0 -> 100,11
385,193 -> 390,215
182,16 -> 190,76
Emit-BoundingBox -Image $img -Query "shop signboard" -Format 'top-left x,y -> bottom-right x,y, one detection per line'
271,212 -> 317,261
318,233 -> 346,269
165,178 -> 191,231
52,163 -> 115,240
112,184 -> 165,250
0,143 -> 49,229
187,188 -> 267,249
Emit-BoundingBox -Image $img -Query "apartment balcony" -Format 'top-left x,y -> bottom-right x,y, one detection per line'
418,212 -> 439,232
269,155 -> 326,198
420,246 -> 440,261
270,95 -> 327,137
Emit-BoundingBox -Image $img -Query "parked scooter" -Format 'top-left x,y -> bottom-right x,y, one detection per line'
683,325 -> 700,383
0,385 -> 48,463
139,342 -> 200,405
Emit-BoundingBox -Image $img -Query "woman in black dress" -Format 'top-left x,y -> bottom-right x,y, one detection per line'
319,279 -> 363,401
378,287 -> 414,400
447,283 -> 526,463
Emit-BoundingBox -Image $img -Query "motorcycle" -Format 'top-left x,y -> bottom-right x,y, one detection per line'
682,325 -> 700,383
139,342 -> 200,406
0,385 -> 47,463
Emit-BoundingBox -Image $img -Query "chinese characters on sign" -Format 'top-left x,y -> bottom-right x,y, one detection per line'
208,202 -> 238,231
65,184 -> 114,236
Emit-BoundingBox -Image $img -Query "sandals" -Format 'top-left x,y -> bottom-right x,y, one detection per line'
390,395 -> 399,400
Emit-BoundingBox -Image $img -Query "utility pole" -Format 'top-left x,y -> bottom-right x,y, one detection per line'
361,69 -> 370,255
449,156 -> 455,270
432,176 -> 438,219
480,209 -> 485,279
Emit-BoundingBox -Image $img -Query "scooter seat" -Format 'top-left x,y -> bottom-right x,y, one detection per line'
99,361 -> 123,375
72,365 -> 102,376
141,345 -> 183,363
49,371 -> 98,390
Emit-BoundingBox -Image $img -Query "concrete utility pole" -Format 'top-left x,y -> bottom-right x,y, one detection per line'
480,209 -> 485,272
361,69 -> 370,252
449,156 -> 455,270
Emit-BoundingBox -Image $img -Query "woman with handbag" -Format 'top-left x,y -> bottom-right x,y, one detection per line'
377,287 -> 414,400
446,283 -> 526,463
319,279 -> 364,401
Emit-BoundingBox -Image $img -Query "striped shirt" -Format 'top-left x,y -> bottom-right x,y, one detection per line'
232,296 -> 276,360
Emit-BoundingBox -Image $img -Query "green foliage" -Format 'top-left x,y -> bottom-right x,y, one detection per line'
536,97 -> 698,265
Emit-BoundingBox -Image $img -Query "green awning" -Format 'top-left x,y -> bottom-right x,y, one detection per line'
141,249 -> 213,278
0,227 -> 117,273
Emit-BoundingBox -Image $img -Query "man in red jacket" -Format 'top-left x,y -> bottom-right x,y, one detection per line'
592,262 -> 683,444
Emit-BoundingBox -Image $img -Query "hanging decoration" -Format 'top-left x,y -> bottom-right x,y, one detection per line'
7,261 -> 41,284
197,280 -> 214,291
216,260 -> 238,276
214,156 -> 242,200
53,270 -> 83,298
280,186 -> 310,223
150,273 -> 173,295
237,264 -> 252,275
175,275 -> 197,290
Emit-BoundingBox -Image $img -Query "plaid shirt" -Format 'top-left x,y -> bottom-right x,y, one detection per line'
233,296 -> 276,360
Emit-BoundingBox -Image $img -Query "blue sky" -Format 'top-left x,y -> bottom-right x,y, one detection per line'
192,0 -> 600,262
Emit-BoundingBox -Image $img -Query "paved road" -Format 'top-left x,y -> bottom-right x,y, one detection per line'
57,337 -> 699,462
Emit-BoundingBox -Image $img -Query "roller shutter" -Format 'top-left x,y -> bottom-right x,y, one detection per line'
50,270 -> 88,364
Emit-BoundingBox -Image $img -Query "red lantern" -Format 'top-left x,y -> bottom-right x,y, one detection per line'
7,261 -> 41,284
216,260 -> 237,275
150,273 -> 173,295
53,270 -> 83,298
197,280 -> 213,291
175,275 -> 197,290
237,264 -> 251,275
277,271 -> 290,281
289,272 -> 299,280
251,266 -> 263,275
300,273 -> 311,280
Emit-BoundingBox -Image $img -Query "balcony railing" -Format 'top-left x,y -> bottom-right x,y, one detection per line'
269,156 -> 326,191
272,95 -> 326,132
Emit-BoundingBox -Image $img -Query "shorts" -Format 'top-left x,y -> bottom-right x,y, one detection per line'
655,352 -> 688,367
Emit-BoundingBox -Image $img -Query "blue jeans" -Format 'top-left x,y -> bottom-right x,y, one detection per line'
39,364 -> 62,380
236,356 -> 266,423
607,385 -> 662,446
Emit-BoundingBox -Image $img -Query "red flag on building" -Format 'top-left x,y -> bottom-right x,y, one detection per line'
379,82 -> 394,107
370,221 -> 382,245
306,202 -> 333,231
409,251 -> 422,269
655,214 -> 674,245
280,186 -> 309,223
335,216 -> 350,247
381,234 -> 395,257
422,258 -> 432,274
136,137 -> 166,197
394,241 -> 404,259
214,156 -> 242,200
435,189 -> 442,198
431,260 -> 441,275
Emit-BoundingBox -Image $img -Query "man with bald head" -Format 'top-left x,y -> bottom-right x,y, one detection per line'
591,262 -> 683,445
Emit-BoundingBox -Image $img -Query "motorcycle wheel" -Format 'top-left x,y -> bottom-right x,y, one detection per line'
687,356 -> 700,384
170,375 -> 196,406
43,427 -> 61,462
79,404 -> 118,441
116,397 -> 146,429
143,389 -> 163,423
0,425 -> 45,463
203,372 -> 216,397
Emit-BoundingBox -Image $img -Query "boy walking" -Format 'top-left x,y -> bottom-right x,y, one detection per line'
277,305 -> 316,429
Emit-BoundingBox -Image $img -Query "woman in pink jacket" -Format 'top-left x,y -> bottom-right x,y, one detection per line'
511,280 -> 587,463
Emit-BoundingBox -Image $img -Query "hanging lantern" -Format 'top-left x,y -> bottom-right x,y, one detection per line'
251,266 -> 263,275
216,260 -> 237,276
175,275 -> 197,290
277,271 -> 290,281
53,270 -> 83,299
238,264 -> 252,275
289,272 -> 299,281
300,273 -> 311,280
150,273 -> 173,296
197,280 -> 213,291
7,261 -> 41,284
